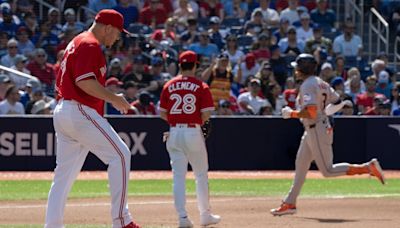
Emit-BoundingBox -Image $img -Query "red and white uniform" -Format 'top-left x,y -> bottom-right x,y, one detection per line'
159,74 -> 215,220
46,31 -> 133,227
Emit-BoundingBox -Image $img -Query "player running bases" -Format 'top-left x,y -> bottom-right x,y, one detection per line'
45,10 -> 140,228
159,51 -> 221,227
271,54 -> 385,216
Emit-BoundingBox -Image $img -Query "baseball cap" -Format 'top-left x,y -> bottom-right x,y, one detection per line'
313,23 -> 322,31
297,6 -> 308,13
217,53 -> 229,60
179,50 -> 198,64
378,70 -> 389,84
0,74 -> 11,83
151,56 -> 163,66
105,77 -> 123,86
26,78 -> 41,88
64,8 -> 75,16
250,78 -> 261,85
95,9 -> 128,33
280,17 -> 290,24
330,76 -> 344,87
31,100 -> 51,114
209,16 -> 221,24
14,55 -> 28,64
110,57 -> 121,67
2,6 -> 11,15
300,12 -> 310,20
321,62 -> 333,70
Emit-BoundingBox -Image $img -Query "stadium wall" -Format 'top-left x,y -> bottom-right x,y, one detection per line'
0,116 -> 399,171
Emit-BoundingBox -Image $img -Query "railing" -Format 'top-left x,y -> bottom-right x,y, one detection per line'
76,5 -> 97,24
345,0 -> 364,39
394,36 -> 400,70
34,0 -> 57,21
368,7 -> 389,62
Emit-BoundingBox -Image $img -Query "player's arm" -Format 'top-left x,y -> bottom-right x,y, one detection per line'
325,99 -> 352,116
282,105 -> 317,119
201,110 -> 211,123
76,79 -> 130,114
159,110 -> 168,122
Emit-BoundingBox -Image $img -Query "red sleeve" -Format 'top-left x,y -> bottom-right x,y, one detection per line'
74,43 -> 101,83
200,82 -> 215,112
159,84 -> 170,112
151,30 -> 163,41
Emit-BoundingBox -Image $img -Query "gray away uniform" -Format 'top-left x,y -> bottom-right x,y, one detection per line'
284,76 -> 351,204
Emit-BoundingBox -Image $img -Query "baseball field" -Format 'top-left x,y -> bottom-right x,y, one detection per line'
0,171 -> 399,228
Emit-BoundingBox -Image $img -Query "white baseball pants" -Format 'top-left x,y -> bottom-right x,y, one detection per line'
45,100 -> 132,228
166,125 -> 211,219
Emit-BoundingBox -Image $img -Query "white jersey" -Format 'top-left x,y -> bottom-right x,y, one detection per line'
298,76 -> 339,126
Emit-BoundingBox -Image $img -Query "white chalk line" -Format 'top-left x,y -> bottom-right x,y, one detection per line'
0,194 -> 399,210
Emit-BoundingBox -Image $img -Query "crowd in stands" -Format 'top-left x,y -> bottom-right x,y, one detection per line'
0,0 -> 400,117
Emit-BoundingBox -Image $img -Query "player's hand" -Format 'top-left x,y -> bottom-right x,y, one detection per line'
281,106 -> 293,119
111,93 -> 131,114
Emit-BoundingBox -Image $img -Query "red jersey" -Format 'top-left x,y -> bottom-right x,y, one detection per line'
159,75 -> 214,125
283,89 -> 298,109
356,92 -> 385,110
56,32 -> 107,115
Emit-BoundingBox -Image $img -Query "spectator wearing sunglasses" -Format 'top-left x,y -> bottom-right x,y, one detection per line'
1,39 -> 24,67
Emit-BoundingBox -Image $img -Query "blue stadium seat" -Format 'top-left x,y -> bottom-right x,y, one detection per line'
127,23 -> 153,35
222,18 -> 243,27
237,35 -> 254,48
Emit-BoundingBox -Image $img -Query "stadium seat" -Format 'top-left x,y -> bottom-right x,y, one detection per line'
127,23 -> 153,35
237,35 -> 254,48
222,18 -> 243,27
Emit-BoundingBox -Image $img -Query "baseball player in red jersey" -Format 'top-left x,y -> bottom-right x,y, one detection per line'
159,51 -> 221,228
270,54 -> 385,216
45,10 -> 140,228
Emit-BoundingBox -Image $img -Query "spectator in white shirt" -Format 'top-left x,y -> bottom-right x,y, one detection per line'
16,26 -> 35,57
0,85 -> 25,114
255,0 -> 280,27
296,12 -> 313,42
238,78 -> 271,115
233,53 -> 260,86
333,21 -> 362,57
9,55 -> 33,89
280,0 -> 299,25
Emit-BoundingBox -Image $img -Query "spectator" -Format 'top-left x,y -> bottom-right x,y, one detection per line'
16,26 -> 35,57
0,85 -> 24,114
283,77 -> 301,109
280,0 -> 300,25
151,17 -> 177,43
265,82 -> 287,115
0,74 -> 12,101
304,23 -> 333,55
369,58 -> 386,80
56,28 -> 76,54
31,99 -> 51,114
237,78 -> 271,115
256,62 -> 276,96
9,55 -> 32,89
310,0 -> 336,32
233,52 -> 260,86
123,81 -> 139,103
53,49 -> 64,76
26,48 -> 55,92
130,91 -> 157,115
296,13 -> 313,42
1,39 -> 22,67
199,0 -> 224,21
273,17 -> 290,43
254,0 -> 280,27
105,76 -> 124,115
244,9 -> 265,36
0,6 -> 18,37
113,0 -> 139,29
143,0 -> 173,17
121,56 -> 154,90
139,0 -> 167,29
333,21 -> 362,58
147,56 -> 171,99
269,44 -> 288,89
278,26 -> 305,57
319,62 -> 334,83
252,33 -> 271,63
179,17 -> 199,46
334,55 -> 347,80
47,8 -> 62,37
365,96 -> 391,116
390,82 -> 400,114
338,96 -> 355,115
20,12 -> 37,38
216,99 -> 234,115
19,78 -> 42,107
88,0 -> 117,13
330,76 -> 345,97
188,31 -> 219,58
173,0 -> 197,20
224,0 -> 247,19
356,76 -> 385,114
344,67 -> 365,103
108,57 -> 123,79
208,16 -> 225,50
62,8 -> 85,33
0,31 -> 8,58
202,53 -> 236,107
31,21 -> 60,62
223,34 -> 244,67
375,70 -> 392,98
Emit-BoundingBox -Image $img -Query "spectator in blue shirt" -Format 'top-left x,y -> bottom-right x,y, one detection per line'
0,7 -> 18,38
114,0 -> 139,29
208,16 -> 225,50
310,0 -> 336,32
189,31 -> 219,58
375,70 -> 392,99
47,8 -> 62,37
31,21 -> 60,63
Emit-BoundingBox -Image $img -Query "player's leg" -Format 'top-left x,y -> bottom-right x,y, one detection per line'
76,104 -> 136,228
271,132 -> 312,216
183,128 -> 220,226
166,129 -> 192,227
45,104 -> 89,227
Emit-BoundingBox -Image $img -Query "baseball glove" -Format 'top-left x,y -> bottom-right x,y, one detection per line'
201,120 -> 212,139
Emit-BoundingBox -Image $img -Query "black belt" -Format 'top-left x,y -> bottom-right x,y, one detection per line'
308,124 -> 316,129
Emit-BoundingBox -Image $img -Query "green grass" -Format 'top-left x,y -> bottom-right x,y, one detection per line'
0,178 -> 399,201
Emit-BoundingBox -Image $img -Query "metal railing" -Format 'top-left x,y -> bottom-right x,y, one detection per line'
345,0 -> 364,39
76,5 -> 97,24
368,7 -> 389,62
394,36 -> 400,69
0,65 -> 38,81
34,0 -> 57,21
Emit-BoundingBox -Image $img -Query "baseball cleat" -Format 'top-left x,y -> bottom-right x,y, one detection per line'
179,216 -> 194,228
123,221 -> 141,228
270,202 -> 297,216
369,158 -> 385,185
200,213 -> 221,226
